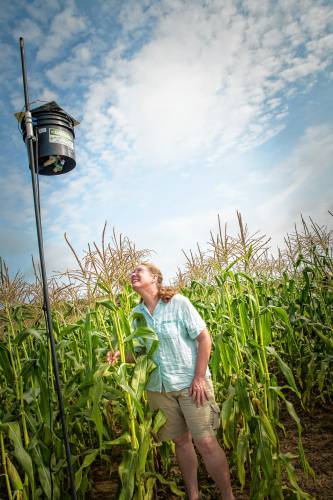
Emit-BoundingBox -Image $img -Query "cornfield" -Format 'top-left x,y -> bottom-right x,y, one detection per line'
0,215 -> 332,499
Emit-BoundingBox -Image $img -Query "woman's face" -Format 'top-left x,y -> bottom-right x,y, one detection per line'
131,265 -> 156,292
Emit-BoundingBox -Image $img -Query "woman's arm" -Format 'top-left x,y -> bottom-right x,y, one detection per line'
189,328 -> 212,406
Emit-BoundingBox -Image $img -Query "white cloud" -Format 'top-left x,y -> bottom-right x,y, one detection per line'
43,239 -> 78,275
81,0 -> 333,170
13,18 -> 43,45
0,43 -> 17,88
153,123 -> 333,270
46,43 -> 97,88
299,2 -> 333,37
36,6 -> 87,62
247,123 -> 333,249
130,211 -> 223,280
24,0 -> 61,23
38,88 -> 59,102
118,1 -> 149,32
281,54 -> 328,82
0,168 -> 34,226
261,124 -> 333,211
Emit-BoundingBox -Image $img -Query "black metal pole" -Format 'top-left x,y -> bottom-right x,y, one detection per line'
19,37 -> 77,500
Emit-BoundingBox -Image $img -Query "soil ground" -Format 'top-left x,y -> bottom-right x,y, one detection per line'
88,402 -> 333,499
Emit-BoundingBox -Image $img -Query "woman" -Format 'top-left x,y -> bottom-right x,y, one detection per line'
107,262 -> 234,500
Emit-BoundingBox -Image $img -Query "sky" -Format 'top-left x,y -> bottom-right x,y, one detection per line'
0,0 -> 332,282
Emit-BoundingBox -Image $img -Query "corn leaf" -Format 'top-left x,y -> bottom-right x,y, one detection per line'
104,433 -> 131,446
90,379 -> 105,448
6,422 -> 35,496
144,472 -> 185,497
258,409 -> 277,447
30,438 -> 60,500
118,449 -> 136,500
266,346 -> 300,397
75,449 -> 99,490
6,455 -> 23,492
236,428 -> 249,488
0,343 -> 15,385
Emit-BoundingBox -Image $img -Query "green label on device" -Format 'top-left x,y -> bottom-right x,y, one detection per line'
49,128 -> 73,150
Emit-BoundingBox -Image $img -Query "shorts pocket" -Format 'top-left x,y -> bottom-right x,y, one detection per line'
210,402 -> 220,430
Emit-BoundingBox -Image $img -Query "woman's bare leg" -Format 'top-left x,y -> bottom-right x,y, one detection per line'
195,435 -> 234,500
174,432 -> 199,500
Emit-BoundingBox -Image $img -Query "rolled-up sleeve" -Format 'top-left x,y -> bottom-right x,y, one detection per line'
181,297 -> 206,339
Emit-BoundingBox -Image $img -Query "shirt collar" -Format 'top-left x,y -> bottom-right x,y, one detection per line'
140,298 -> 162,317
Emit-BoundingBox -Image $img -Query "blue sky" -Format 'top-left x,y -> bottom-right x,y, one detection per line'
1,0 -> 332,281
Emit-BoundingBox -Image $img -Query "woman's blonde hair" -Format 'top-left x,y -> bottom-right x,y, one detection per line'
139,262 -> 178,302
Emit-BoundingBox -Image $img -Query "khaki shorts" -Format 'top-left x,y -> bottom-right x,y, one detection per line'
147,378 -> 220,442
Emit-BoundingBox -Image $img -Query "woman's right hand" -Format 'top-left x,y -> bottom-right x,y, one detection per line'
107,350 -> 120,365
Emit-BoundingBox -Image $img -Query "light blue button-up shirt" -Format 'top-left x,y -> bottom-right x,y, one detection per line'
132,294 -> 210,392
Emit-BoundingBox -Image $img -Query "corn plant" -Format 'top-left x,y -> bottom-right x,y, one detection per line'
0,277 -> 184,499
1,215 -> 332,499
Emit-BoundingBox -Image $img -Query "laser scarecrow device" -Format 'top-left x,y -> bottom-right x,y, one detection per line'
15,100 -> 80,175
15,38 -> 78,499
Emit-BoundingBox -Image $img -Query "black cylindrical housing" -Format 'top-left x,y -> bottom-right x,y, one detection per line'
21,102 -> 77,175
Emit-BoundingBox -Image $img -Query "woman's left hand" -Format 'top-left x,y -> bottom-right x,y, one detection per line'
189,376 -> 209,407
